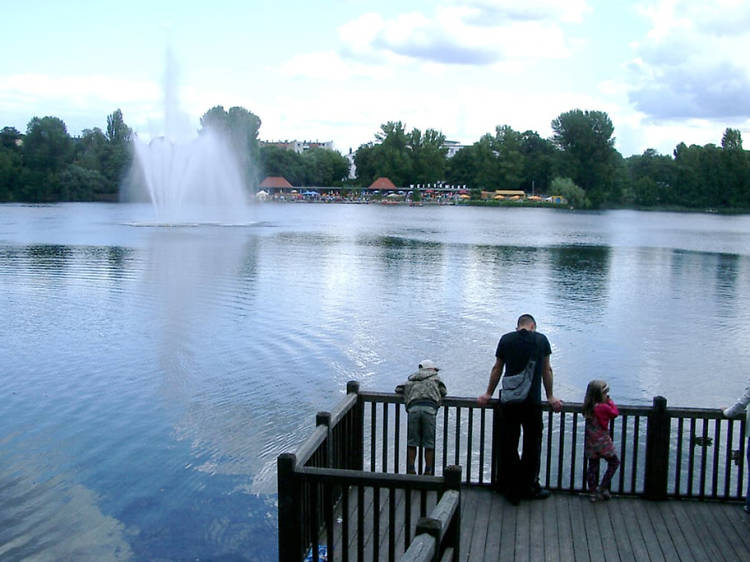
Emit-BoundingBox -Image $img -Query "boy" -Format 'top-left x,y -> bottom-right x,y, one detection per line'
395,359 -> 447,475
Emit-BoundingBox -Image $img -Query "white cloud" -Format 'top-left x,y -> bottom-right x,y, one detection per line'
279,1 -> 582,80
0,74 -> 158,110
450,0 -> 590,25
628,0 -> 750,121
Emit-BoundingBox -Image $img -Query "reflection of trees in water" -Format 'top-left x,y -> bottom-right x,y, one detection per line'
547,245 -> 611,307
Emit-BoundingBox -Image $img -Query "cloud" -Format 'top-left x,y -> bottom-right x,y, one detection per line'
451,0 -> 590,25
279,1 -> 583,79
0,73 -> 157,109
628,0 -> 750,121
630,60 -> 750,119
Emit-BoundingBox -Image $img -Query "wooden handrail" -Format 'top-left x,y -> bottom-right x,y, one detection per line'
400,489 -> 461,562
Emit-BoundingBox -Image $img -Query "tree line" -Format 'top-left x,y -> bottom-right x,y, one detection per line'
1,106 -> 748,210
354,112 -> 750,210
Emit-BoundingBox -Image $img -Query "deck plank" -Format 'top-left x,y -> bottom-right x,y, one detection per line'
327,486 -> 749,561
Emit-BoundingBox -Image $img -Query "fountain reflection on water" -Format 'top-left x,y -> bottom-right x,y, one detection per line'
126,49 -> 251,225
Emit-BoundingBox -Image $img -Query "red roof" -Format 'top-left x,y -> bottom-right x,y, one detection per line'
369,177 -> 396,189
259,176 -> 293,188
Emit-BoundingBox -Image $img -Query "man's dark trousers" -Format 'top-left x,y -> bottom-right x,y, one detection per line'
497,402 -> 543,497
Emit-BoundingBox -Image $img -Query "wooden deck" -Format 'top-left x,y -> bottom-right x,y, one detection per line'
323,487 -> 750,561
460,488 -> 750,562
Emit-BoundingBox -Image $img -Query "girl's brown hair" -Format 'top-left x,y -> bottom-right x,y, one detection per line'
583,380 -> 609,419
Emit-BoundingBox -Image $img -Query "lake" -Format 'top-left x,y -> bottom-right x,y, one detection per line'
1,202 -> 749,560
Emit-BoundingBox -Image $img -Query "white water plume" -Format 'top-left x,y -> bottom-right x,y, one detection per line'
127,48 -> 250,224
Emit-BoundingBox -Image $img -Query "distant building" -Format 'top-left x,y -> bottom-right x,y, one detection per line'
260,140 -> 334,154
443,140 -> 469,158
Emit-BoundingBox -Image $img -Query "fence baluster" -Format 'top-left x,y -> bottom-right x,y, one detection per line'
370,403 -> 377,472
699,419 -> 708,499
467,407 -> 474,483
712,419 -> 720,498
395,405 -> 401,473
479,408 -> 486,484
571,412 -> 578,490
557,412 -> 565,489
631,415 -> 640,493
545,409 -> 553,488
675,418 -> 683,496
382,402 -> 388,473
443,406 -> 449,472
342,485 -> 350,562
454,407 -> 461,467
724,419 -> 733,498
738,420 -> 746,498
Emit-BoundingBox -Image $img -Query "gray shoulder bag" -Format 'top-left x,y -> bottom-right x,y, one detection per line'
500,357 -> 536,404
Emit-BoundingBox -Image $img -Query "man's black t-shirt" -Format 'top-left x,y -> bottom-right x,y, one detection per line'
495,329 -> 552,404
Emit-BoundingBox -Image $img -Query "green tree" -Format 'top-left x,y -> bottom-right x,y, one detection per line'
56,164 -> 109,201
408,128 -> 447,184
551,109 -> 617,207
445,146 -> 476,188
550,176 -> 589,208
106,109 -> 130,144
492,125 -> 524,189
301,148 -> 350,186
75,127 -> 108,173
519,130 -> 559,194
472,134 -> 502,189
372,121 -> 412,186
720,128 -> 749,207
24,116 -> 72,175
624,148 -> 677,206
259,145 -> 305,186
353,143 -> 377,186
0,127 -> 23,200
200,105 -> 262,189
22,116 -> 73,201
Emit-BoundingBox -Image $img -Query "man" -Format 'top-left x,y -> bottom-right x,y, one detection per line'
478,314 -> 563,504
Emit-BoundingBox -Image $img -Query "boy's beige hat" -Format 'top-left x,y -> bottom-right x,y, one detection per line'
419,359 -> 439,371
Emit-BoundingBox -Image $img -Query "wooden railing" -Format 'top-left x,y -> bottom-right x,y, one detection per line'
358,391 -> 747,500
399,483 -> 461,562
278,382 -> 462,561
278,382 -> 747,561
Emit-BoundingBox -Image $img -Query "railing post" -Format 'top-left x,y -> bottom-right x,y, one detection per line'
277,453 -> 301,560
644,396 -> 670,500
443,465 -> 461,562
317,411 -> 332,467
491,404 -> 502,492
347,380 -> 364,470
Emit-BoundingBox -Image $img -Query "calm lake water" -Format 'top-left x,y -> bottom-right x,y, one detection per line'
1,202 -> 750,560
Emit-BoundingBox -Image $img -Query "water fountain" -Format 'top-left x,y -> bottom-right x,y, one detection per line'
126,50 -> 251,224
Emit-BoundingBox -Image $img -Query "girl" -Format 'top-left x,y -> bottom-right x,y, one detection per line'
583,380 -> 621,501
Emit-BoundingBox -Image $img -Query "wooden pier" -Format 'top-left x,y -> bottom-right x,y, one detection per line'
278,382 -> 749,561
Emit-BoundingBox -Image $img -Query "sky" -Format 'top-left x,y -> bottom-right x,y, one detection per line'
2,0 -> 750,157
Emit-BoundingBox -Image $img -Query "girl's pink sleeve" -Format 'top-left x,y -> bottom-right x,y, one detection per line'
605,399 -> 619,417
594,400 -> 619,428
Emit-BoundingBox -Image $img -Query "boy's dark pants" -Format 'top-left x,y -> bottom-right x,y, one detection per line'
496,403 -> 543,497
